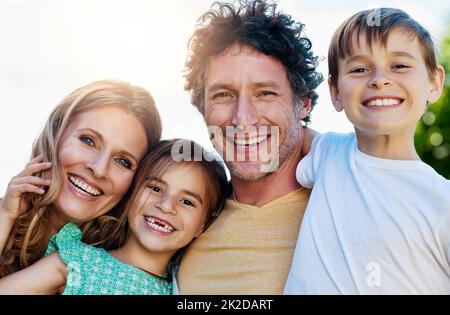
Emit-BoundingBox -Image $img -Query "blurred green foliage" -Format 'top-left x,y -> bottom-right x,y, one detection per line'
415,26 -> 450,179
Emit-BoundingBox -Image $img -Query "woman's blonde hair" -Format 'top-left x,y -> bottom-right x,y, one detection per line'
1,80 -> 162,276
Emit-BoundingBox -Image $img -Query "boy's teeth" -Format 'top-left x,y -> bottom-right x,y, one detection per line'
69,175 -> 101,196
145,217 -> 174,233
234,135 -> 266,146
366,98 -> 401,107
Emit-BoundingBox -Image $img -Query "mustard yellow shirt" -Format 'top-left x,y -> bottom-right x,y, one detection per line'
178,188 -> 310,295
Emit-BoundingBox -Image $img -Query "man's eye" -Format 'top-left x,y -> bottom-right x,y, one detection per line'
116,158 -> 132,169
79,135 -> 95,146
259,91 -> 277,97
213,92 -> 234,100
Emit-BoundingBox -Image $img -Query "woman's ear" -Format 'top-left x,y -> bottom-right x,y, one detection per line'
329,78 -> 344,112
428,65 -> 445,104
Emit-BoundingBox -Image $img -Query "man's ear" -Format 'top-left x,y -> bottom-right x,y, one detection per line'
299,97 -> 312,120
428,65 -> 445,104
328,78 -> 344,112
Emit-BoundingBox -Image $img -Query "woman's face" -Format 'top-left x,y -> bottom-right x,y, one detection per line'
55,104 -> 148,223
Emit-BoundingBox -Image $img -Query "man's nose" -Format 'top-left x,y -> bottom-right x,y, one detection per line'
231,94 -> 259,128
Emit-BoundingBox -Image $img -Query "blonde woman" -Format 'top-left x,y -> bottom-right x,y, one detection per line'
0,80 -> 162,276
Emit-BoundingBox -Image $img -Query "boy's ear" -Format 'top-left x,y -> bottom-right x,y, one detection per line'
328,78 -> 344,112
299,97 -> 312,120
428,65 -> 445,104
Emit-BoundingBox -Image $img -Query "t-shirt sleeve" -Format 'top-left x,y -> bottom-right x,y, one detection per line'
50,222 -> 94,294
53,223 -> 85,265
296,133 -> 322,188
296,132 -> 354,188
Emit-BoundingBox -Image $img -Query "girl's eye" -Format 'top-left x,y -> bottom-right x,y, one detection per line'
182,199 -> 195,207
116,158 -> 132,170
80,135 -> 95,146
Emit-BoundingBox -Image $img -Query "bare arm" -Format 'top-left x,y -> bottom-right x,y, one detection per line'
0,199 -> 15,255
0,252 -> 67,295
301,127 -> 319,158
0,155 -> 52,256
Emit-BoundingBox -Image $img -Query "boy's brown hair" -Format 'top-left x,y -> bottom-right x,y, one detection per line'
328,8 -> 438,88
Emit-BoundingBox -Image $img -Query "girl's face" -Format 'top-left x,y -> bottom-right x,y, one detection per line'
55,104 -> 148,223
127,163 -> 209,257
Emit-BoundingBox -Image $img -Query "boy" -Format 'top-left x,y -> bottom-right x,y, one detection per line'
284,8 -> 449,294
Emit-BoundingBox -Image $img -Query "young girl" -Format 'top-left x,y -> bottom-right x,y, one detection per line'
0,80 -> 161,277
0,139 -> 228,294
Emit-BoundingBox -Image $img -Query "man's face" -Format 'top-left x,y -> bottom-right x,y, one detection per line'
203,44 -> 310,181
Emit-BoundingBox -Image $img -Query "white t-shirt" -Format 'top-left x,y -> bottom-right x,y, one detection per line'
284,132 -> 450,294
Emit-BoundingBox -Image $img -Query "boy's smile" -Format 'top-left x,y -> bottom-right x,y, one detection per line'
361,96 -> 404,109
330,27 -> 443,144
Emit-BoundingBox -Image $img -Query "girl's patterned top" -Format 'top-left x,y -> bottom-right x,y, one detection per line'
45,223 -> 172,295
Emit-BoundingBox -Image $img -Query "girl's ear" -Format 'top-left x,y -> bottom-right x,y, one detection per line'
194,223 -> 205,238
329,78 -> 344,112
428,65 -> 445,104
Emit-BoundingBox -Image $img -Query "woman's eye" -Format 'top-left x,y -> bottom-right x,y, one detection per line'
182,199 -> 195,207
116,158 -> 132,169
79,135 -> 95,146
149,185 -> 161,193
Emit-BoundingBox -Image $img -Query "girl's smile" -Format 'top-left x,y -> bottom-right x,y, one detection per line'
144,215 -> 176,235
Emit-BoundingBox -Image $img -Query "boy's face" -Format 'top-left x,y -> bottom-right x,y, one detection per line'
329,27 -> 444,138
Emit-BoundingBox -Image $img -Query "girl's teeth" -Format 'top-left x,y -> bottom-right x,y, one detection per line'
145,217 -> 174,233
69,176 -> 101,196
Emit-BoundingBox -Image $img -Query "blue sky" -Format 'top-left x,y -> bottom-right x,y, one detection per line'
0,0 -> 449,192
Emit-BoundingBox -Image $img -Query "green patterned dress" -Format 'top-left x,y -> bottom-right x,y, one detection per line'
45,223 -> 172,295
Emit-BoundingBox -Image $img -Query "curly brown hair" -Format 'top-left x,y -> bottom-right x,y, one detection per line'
184,0 -> 323,125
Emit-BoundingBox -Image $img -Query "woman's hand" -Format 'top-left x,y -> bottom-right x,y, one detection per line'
0,155 -> 52,220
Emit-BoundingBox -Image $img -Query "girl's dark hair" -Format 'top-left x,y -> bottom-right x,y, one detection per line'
83,139 -> 229,253
184,0 -> 323,125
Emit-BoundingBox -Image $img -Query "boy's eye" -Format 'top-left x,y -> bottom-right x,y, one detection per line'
80,135 -> 95,146
349,67 -> 368,73
392,64 -> 410,70
116,158 -> 132,170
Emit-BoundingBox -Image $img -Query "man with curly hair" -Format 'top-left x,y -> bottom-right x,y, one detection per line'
177,0 -> 323,294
